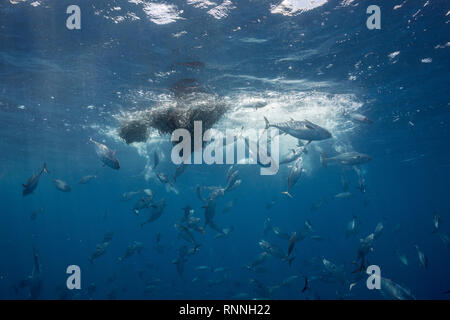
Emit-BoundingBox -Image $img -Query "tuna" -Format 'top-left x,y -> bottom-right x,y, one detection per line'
282,157 -> 303,198
89,137 -> 120,170
321,152 -> 371,167
22,163 -> 49,196
264,117 -> 331,142
52,179 -> 71,192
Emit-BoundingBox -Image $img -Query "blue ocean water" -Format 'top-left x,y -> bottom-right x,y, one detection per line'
0,0 -> 449,300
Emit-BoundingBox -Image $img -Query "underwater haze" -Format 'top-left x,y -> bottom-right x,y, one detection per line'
0,0 -> 449,300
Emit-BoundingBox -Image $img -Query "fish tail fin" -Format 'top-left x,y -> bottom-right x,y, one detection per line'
321,152 -> 327,167
88,137 -> 94,144
281,191 -> 293,198
263,116 -> 270,130
43,163 -> 49,174
301,276 -> 309,293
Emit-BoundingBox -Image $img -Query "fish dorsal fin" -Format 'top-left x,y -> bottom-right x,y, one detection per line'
290,117 -> 295,121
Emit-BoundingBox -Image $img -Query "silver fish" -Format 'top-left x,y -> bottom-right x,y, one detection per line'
334,192 -> 352,199
282,157 -> 303,198
132,195 -> 153,215
22,163 -> 49,196
241,100 -> 268,110
345,215 -> 360,238
264,117 -> 332,142
78,174 -> 98,184
414,244 -> 428,269
89,138 -> 120,170
122,190 -> 142,201
322,152 -> 371,167
348,113 -> 373,124
16,246 -> 42,299
173,164 -> 186,182
433,211 -> 440,232
157,172 -> 173,187
380,277 -> 415,300
53,179 -> 71,192
279,146 -> 307,165
141,199 -> 166,227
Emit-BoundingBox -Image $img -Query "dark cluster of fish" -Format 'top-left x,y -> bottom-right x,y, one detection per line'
118,78 -> 227,145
